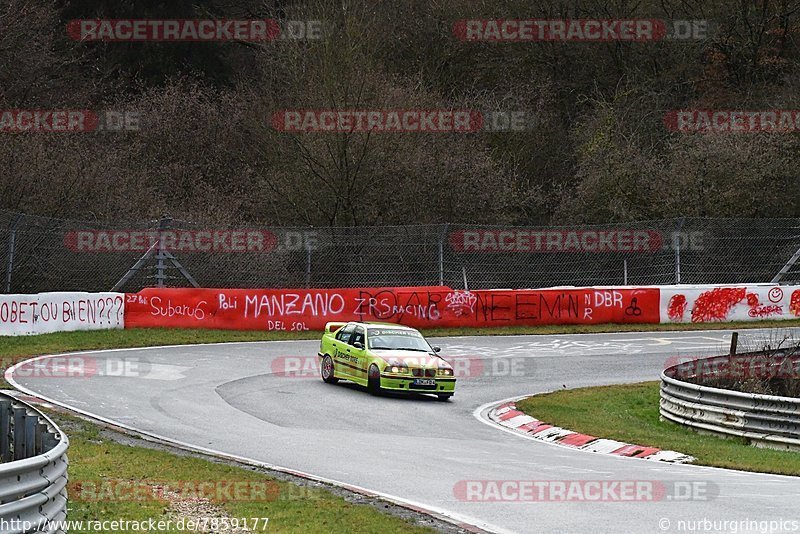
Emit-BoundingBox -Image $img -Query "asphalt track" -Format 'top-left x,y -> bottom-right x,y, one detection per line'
8,329 -> 800,534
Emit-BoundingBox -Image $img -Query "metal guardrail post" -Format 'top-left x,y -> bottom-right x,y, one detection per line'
45,433 -> 59,450
13,407 -> 25,460
25,416 -> 37,457
36,422 -> 46,455
0,400 -> 10,462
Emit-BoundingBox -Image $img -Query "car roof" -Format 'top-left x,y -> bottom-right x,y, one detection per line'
349,322 -> 419,332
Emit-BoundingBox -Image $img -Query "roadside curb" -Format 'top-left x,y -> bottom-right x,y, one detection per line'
488,401 -> 695,464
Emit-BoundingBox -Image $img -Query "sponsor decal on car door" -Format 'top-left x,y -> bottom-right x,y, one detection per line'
332,324 -> 355,378
348,326 -> 367,378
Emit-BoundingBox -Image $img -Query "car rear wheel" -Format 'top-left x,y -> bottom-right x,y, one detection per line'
437,394 -> 453,401
321,355 -> 338,384
368,364 -> 382,395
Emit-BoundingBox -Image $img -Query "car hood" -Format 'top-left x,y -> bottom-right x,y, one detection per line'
371,350 -> 448,368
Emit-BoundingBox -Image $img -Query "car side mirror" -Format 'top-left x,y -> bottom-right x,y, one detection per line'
353,341 -> 364,350
433,346 -> 441,353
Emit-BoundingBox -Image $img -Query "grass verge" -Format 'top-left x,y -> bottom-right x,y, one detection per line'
516,382 -> 800,476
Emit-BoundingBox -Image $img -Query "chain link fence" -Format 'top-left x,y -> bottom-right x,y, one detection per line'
2,209 -> 799,293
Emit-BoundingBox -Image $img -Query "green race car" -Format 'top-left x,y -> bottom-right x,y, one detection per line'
317,322 -> 456,401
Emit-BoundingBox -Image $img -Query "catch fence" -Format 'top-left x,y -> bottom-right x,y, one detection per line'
2,210 -> 799,293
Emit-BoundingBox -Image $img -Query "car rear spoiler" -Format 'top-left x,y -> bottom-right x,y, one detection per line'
324,322 -> 347,334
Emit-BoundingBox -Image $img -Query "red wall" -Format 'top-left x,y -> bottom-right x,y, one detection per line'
124,286 -> 660,331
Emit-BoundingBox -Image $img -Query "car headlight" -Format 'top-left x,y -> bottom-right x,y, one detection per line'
385,365 -> 409,374
437,368 -> 453,376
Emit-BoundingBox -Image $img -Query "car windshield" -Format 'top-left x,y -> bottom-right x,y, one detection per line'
368,329 -> 431,352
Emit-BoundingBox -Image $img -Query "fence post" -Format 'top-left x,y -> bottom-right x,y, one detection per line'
4,213 -> 22,293
438,223 -> 449,287
155,216 -> 171,288
305,240 -> 312,288
623,259 -> 628,285
673,217 -> 685,284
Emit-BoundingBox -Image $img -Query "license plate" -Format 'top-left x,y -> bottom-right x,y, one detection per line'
413,379 -> 435,386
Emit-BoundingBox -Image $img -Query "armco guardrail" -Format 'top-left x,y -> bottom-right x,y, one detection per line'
660,352 -> 800,450
0,392 -> 69,533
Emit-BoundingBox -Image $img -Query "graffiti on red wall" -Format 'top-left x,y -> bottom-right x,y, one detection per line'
667,294 -> 687,321
690,287 -> 746,323
125,286 -> 660,331
791,289 -> 800,317
665,286 -> 800,323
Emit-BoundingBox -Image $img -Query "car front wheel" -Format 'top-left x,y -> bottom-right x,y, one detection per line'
321,355 -> 338,384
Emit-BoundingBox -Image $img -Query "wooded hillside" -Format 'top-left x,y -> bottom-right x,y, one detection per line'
2,0 -> 798,225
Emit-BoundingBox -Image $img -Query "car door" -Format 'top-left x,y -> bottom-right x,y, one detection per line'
349,326 -> 368,380
332,323 -> 355,378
